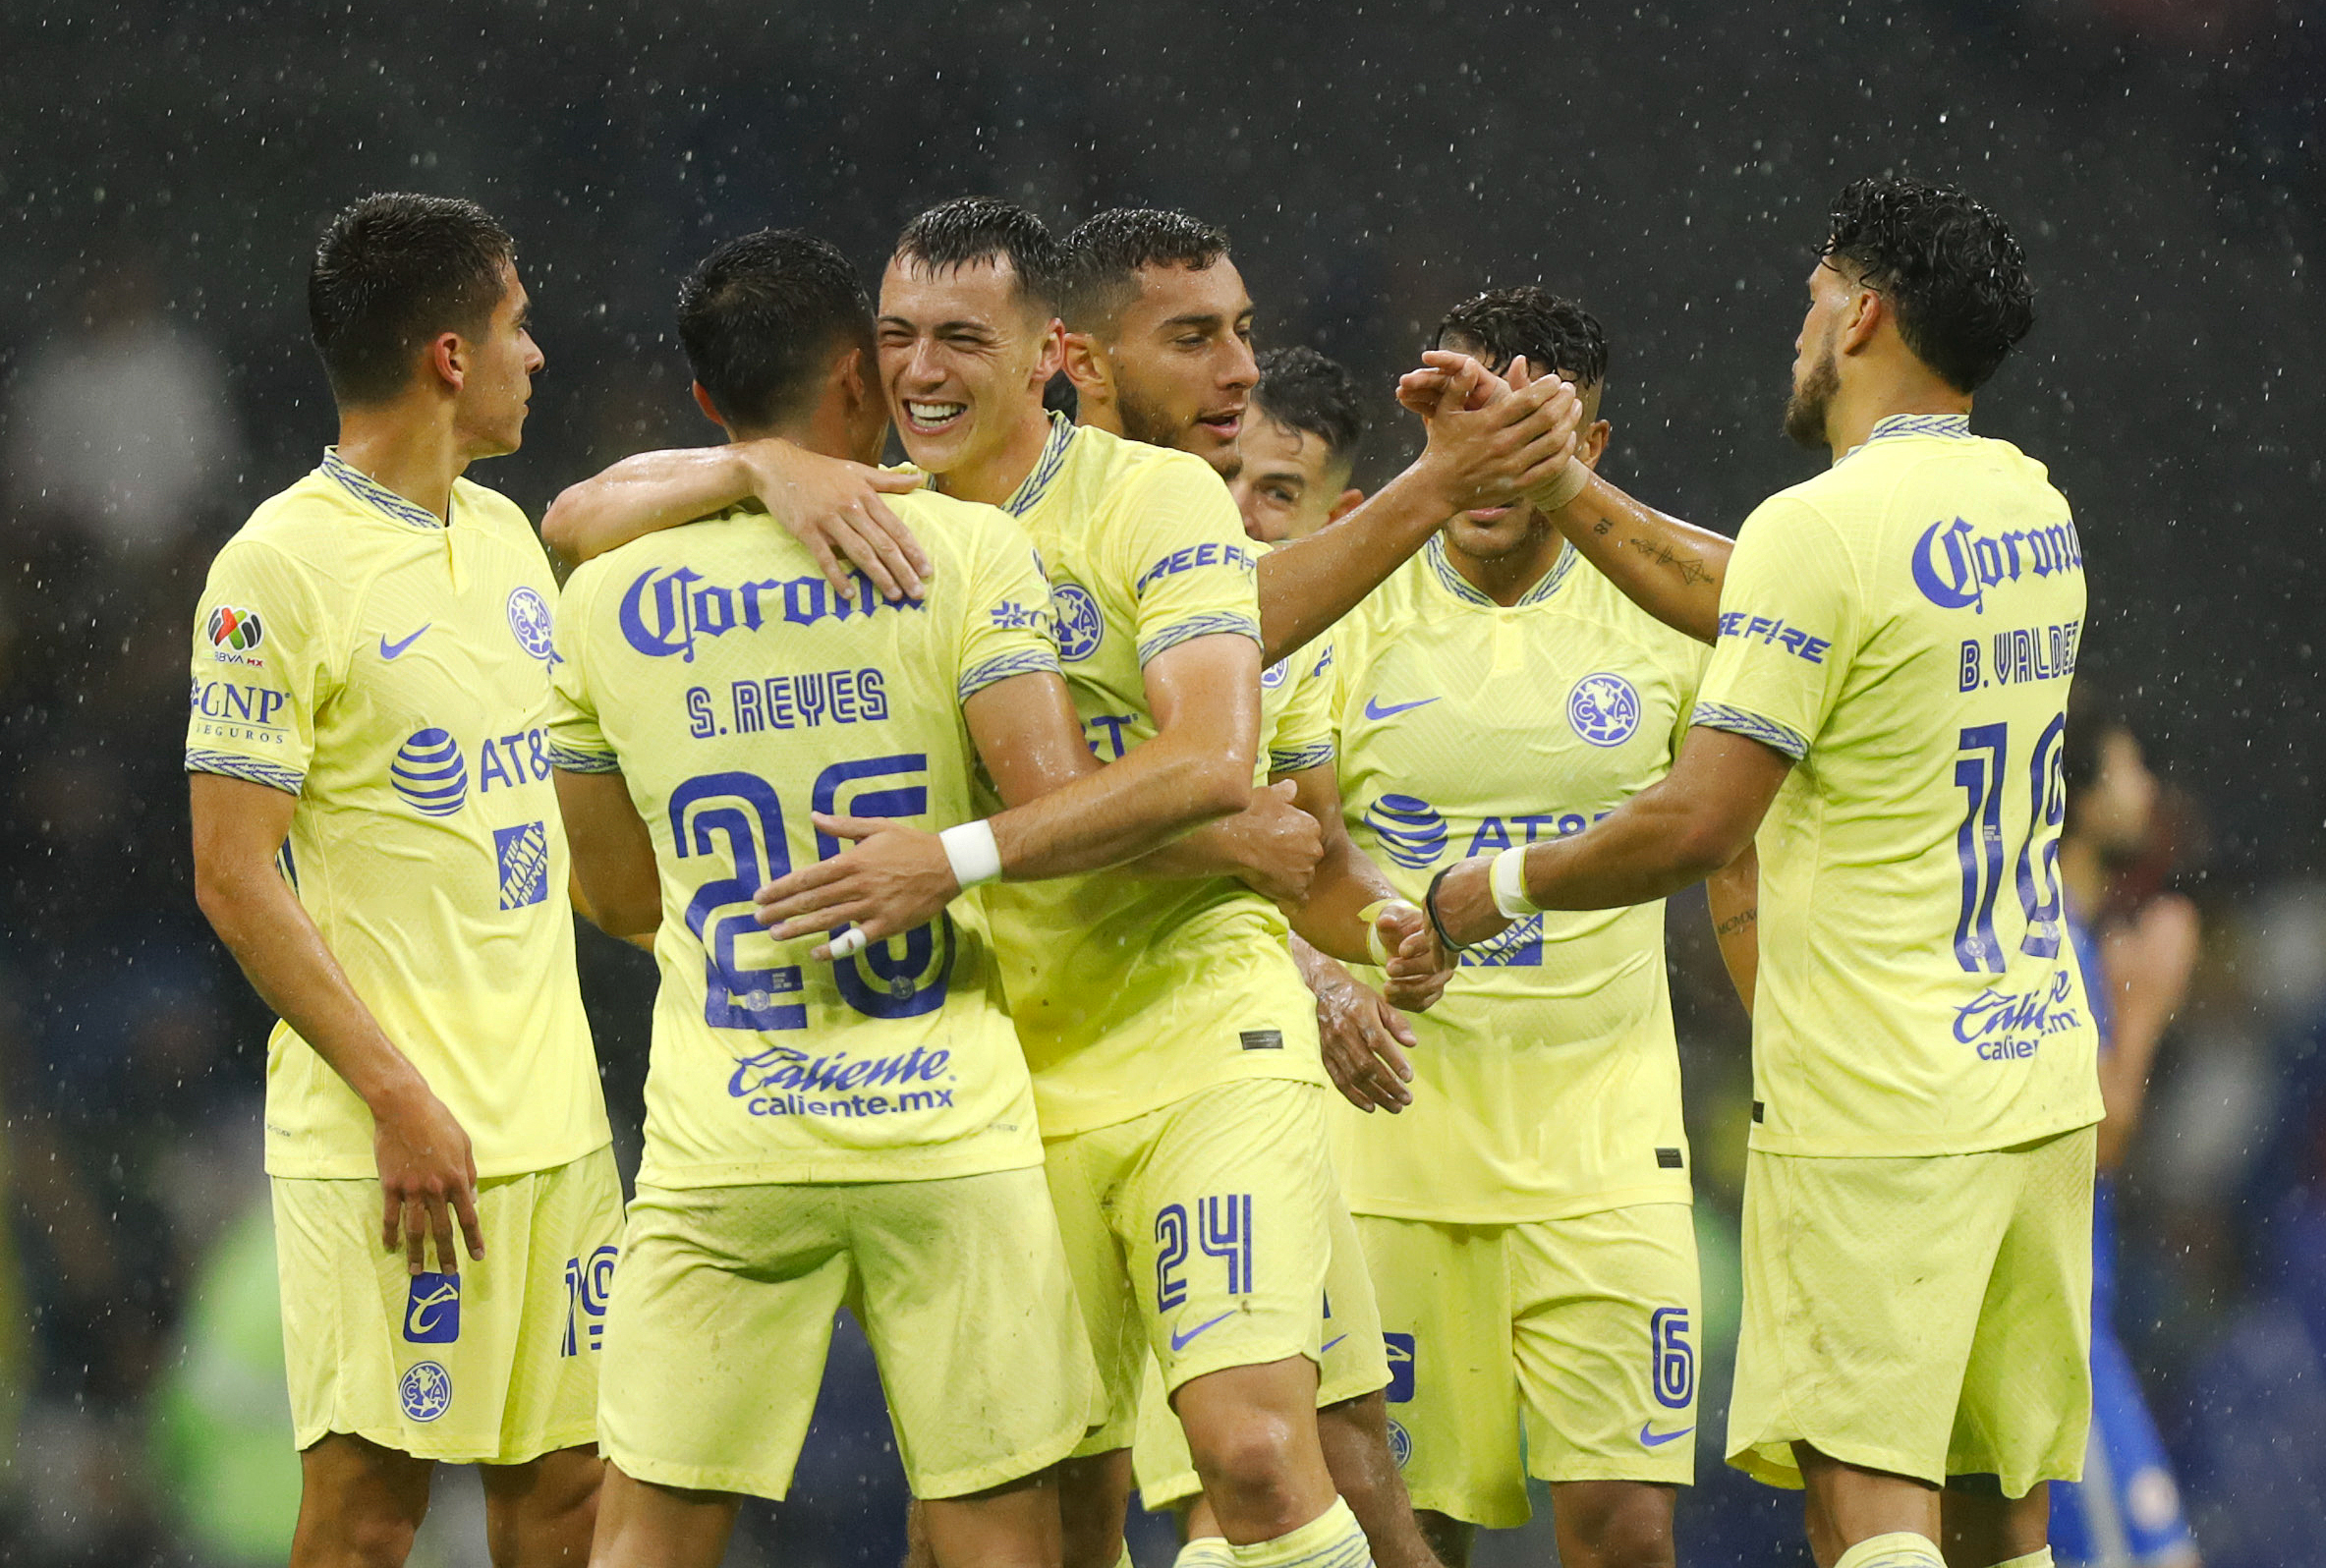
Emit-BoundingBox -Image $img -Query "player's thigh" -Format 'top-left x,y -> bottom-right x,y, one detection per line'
1509,1204 -> 1701,1490
1954,1126 -> 2097,1498
1122,1080 -> 1336,1394
1727,1148 -> 2017,1492
1354,1212 -> 1528,1530
847,1165 -> 1102,1500
292,1431 -> 433,1565
1043,1119 -> 1147,1454
596,1182 -> 852,1502
272,1154 -> 616,1467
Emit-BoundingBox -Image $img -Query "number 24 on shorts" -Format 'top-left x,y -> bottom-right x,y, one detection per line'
1156,1195 -> 1255,1311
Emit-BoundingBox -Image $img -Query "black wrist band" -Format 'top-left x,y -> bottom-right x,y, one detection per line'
1424,864 -> 1470,954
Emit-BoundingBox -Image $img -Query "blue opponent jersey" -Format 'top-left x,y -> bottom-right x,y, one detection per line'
2068,911 -> 2119,1307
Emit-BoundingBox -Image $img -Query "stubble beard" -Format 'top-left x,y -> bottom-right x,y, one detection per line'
1784,343 -> 1840,451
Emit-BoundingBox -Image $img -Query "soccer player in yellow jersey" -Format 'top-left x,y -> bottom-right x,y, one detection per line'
1424,179 -> 2100,1568
186,195 -> 615,1567
1230,349 -> 1370,544
548,228 -> 1283,1568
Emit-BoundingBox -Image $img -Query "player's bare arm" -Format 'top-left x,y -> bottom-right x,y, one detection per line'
190,771 -> 483,1275
552,769 -> 664,940
539,435 -> 931,601
1427,726 -> 1792,952
755,635 -> 1264,957
1256,354 -> 1580,664
1706,841 -> 1762,1013
1121,776 -> 1325,909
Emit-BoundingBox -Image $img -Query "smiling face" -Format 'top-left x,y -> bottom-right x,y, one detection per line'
452,262 -> 543,459
877,252 -> 1059,476
1100,259 -> 1258,471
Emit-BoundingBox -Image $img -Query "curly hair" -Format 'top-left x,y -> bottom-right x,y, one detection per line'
1252,347 -> 1366,473
1430,286 -> 1608,390
1823,176 -> 2035,394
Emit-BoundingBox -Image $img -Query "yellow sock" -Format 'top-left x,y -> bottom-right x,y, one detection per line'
1224,1497 -> 1372,1568
1833,1534 -> 1945,1568
1987,1552 -> 2052,1568
1174,1539 -> 1238,1568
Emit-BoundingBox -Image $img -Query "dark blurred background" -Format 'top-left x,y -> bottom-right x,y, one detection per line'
1,1 -> 2321,1563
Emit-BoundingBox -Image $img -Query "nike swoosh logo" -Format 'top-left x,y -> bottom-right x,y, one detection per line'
1363,696 -> 1442,721
1321,1334 -> 1347,1354
380,625 -> 431,660
1638,1422 -> 1694,1448
1170,1311 -> 1235,1352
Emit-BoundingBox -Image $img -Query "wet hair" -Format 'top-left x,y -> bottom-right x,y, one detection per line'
1252,347 -> 1367,474
676,228 -> 873,429
309,193 -> 515,407
2062,678 -> 2125,812
891,196 -> 1063,314
1431,286 -> 1609,390
1059,208 -> 1232,333
1822,176 -> 2035,394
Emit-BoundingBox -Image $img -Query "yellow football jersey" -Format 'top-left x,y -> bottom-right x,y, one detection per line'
1692,414 -> 2103,1157
1259,541 -> 1337,779
1326,536 -> 1707,1223
546,491 -> 1060,1186
970,417 -> 1326,1137
186,451 -> 608,1180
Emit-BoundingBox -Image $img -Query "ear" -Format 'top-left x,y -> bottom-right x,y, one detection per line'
691,380 -> 729,432
1326,487 -> 1366,526
1838,283 -> 1885,357
425,331 -> 466,393
1577,419 -> 1614,470
1058,329 -> 1109,398
835,345 -> 870,408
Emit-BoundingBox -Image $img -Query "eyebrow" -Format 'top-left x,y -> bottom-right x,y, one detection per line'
1161,311 -> 1230,332
878,314 -> 993,335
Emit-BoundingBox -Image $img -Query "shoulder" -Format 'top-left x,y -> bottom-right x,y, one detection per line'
898,487 -> 1038,564
1562,556 -> 1710,671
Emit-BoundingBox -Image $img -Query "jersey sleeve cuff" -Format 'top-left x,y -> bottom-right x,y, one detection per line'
1690,701 -> 1810,761
1269,741 -> 1335,774
545,741 -> 624,774
957,646 -> 1063,705
185,750 -> 305,795
1137,612 -> 1264,667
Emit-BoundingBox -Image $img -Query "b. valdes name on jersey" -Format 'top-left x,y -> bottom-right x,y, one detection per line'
1910,514 -> 2084,614
619,563 -> 921,663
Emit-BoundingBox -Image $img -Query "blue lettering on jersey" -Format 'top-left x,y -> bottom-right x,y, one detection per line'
1085,713 -> 1137,759
495,821 -> 550,909
989,599 -> 1049,633
1716,611 -> 1833,663
1954,968 -> 2083,1060
190,679 -> 292,734
561,1246 -> 617,1357
1132,540 -> 1258,595
477,730 -> 551,792
506,586 -> 558,662
1651,1307 -> 1696,1409
1384,1332 -> 1417,1403
1568,673 -> 1643,747
1465,812 -> 1608,857
1051,584 -> 1105,662
729,1041 -> 957,1118
729,668 -> 890,733
1910,515 -> 2085,615
404,1273 -> 461,1343
1463,913 -> 1543,968
1966,620 -> 2081,691
618,564 -> 917,662
1364,794 -> 1448,868
391,728 -> 469,816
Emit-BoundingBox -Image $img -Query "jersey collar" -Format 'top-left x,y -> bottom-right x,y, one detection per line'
1856,413 -> 1973,452
321,449 -> 448,532
1424,532 -> 1577,609
1002,412 -> 1077,518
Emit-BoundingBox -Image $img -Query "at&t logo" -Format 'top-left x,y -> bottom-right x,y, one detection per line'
391,728 -> 469,816
1364,795 -> 1447,869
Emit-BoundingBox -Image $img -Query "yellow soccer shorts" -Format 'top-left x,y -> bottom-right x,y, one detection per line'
272,1145 -> 622,1465
1728,1125 -> 2096,1497
597,1165 -> 1099,1502
1132,1195 -> 1391,1509
1345,1203 -> 1701,1527
1044,1079 -> 1338,1454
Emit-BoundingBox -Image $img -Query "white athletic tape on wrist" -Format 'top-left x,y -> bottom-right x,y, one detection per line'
1357,899 -> 1419,967
1532,457 -> 1590,513
1490,846 -> 1538,919
939,819 -> 1002,890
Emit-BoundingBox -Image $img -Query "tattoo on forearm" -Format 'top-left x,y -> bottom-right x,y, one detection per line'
1716,908 -> 1758,937
1619,534 -> 1714,587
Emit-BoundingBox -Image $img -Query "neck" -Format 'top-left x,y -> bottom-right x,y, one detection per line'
732,413 -> 839,463
1447,528 -> 1563,608
2059,837 -> 2107,922
335,402 -> 466,522
1826,363 -> 1971,464
938,403 -> 1054,508
1074,383 -> 1124,437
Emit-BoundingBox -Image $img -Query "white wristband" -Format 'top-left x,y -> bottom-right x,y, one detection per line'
939,820 -> 1003,891
1529,457 -> 1590,514
1490,846 -> 1538,919
1357,899 -> 1419,967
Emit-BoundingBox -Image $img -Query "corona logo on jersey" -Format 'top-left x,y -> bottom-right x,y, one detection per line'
1051,583 -> 1105,661
1364,794 -> 1448,868
1910,514 -> 2084,615
390,727 -> 469,816
1568,673 -> 1642,747
617,562 -> 915,662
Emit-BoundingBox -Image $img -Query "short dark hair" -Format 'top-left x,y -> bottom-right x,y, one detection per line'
1822,176 -> 2035,394
308,194 -> 515,407
1059,208 -> 1231,332
1252,347 -> 1366,474
2063,678 -> 2125,815
1431,286 -> 1609,390
677,229 -> 874,430
891,196 -> 1063,314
